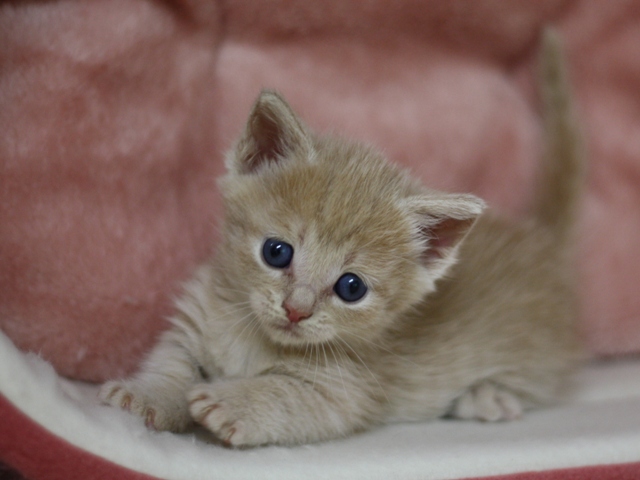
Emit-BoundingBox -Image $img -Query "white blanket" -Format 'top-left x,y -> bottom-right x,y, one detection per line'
1,329 -> 639,480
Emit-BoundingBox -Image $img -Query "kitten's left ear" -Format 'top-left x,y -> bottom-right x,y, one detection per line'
229,90 -> 313,175
400,193 -> 486,277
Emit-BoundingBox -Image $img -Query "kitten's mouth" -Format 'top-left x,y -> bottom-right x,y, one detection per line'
267,318 -> 330,346
276,322 -> 301,336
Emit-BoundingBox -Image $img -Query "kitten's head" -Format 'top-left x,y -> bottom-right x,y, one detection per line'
216,91 -> 484,348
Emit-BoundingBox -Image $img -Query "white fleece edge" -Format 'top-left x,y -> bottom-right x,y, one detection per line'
1,329 -> 639,480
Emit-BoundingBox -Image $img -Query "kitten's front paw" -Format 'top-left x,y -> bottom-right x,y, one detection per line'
188,382 -> 267,447
99,380 -> 190,432
449,382 -> 523,422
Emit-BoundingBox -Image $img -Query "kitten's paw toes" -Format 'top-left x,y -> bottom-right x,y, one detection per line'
188,385 -> 258,447
99,381 -> 142,412
451,382 -> 523,422
98,380 -> 186,432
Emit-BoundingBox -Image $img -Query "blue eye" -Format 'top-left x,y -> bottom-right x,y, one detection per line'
262,238 -> 294,269
334,273 -> 367,303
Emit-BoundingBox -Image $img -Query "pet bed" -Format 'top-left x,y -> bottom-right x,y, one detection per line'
2,330 -> 640,479
2,1 -> 640,478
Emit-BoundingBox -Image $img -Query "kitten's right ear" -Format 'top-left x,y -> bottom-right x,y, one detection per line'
229,90 -> 313,175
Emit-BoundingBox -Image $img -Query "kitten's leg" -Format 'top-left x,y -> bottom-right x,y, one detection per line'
99,328 -> 200,432
187,371 -> 379,447
449,382 -> 524,422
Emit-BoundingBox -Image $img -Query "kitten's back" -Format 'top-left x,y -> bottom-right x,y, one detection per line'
383,30 -> 585,421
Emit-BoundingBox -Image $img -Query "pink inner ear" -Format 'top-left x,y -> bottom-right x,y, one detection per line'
422,217 -> 474,261
254,117 -> 286,160
243,116 -> 287,173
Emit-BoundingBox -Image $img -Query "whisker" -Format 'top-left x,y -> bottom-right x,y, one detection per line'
201,302 -> 252,322
214,301 -> 253,314
312,344 -> 320,390
243,318 -> 266,373
320,342 -> 330,389
327,342 -> 352,421
224,309 -> 255,329
335,335 -> 390,404
225,312 -> 258,355
212,285 -> 252,296
344,331 -> 420,368
302,341 -> 314,381
172,298 -> 248,336
332,341 -> 381,404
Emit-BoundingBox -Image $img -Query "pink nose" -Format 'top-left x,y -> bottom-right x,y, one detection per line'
283,303 -> 312,323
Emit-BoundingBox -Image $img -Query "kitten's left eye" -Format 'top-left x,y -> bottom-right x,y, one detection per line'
334,273 -> 368,303
262,238 -> 294,268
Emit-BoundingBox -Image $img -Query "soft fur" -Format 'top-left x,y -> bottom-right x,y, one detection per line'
99,32 -> 582,447
3,2 -> 640,384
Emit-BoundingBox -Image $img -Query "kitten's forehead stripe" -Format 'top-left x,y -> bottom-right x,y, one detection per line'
270,139 -> 414,254
342,252 -> 357,270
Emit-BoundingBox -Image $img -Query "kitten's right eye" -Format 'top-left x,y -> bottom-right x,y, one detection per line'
262,238 -> 294,269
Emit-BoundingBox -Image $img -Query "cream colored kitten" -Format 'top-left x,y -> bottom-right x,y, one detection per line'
100,31 -> 583,446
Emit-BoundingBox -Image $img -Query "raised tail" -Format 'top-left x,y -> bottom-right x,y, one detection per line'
533,28 -> 586,243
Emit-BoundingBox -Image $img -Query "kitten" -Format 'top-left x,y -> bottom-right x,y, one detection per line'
100,30 -> 584,447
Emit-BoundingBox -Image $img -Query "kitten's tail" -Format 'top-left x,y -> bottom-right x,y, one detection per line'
533,29 -> 586,244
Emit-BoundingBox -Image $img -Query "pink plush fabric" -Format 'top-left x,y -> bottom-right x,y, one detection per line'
1,0 -> 639,382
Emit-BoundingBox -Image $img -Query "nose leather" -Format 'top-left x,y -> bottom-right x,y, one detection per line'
283,303 -> 312,323
282,284 -> 315,323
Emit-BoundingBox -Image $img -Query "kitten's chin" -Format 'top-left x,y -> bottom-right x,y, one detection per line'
263,319 -> 329,347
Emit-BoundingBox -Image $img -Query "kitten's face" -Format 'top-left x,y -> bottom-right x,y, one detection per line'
214,91 -> 484,348
219,149 -> 427,347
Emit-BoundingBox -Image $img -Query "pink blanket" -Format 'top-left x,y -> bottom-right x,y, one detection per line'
1,0 -> 639,383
